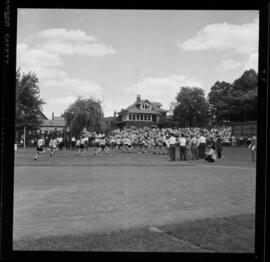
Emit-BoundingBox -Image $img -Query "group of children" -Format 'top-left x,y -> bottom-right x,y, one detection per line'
34,137 -> 58,160
33,126 -> 256,163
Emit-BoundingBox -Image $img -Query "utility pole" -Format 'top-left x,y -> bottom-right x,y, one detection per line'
136,69 -> 141,95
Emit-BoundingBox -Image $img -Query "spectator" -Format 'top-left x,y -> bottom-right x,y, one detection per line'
249,134 -> 257,162
216,135 -> 223,159
179,134 -> 187,161
198,133 -> 206,159
168,133 -> 176,161
205,144 -> 217,163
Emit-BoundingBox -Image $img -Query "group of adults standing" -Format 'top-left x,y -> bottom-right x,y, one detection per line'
167,132 -> 222,162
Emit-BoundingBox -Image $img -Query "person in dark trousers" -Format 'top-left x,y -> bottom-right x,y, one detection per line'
168,133 -> 176,161
216,135 -> 223,159
179,134 -> 187,161
198,133 -> 206,159
65,136 -> 71,150
249,134 -> 257,162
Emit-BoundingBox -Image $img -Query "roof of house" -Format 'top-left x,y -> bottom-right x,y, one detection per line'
41,119 -> 66,127
38,110 -> 48,120
118,98 -> 168,115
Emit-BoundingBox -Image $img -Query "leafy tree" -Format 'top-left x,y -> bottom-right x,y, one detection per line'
207,81 -> 233,125
229,69 -> 257,121
208,69 -> 257,124
173,87 -> 209,127
15,69 -> 45,129
64,97 -> 104,137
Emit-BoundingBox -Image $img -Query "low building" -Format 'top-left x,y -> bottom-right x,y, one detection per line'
114,95 -> 168,128
39,112 -> 66,133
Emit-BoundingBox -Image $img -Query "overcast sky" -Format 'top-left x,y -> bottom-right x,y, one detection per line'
17,9 -> 259,118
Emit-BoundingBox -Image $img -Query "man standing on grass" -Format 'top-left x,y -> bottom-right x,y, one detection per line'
179,134 -> 187,161
198,133 -> 206,159
190,134 -> 198,160
249,134 -> 257,162
215,135 -> 223,159
168,133 -> 176,161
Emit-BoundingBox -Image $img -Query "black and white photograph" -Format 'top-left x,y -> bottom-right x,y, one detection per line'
11,8 -> 260,253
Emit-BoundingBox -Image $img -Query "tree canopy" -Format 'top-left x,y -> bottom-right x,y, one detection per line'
15,69 -> 45,129
208,69 -> 257,124
64,97 -> 104,137
173,87 -> 209,127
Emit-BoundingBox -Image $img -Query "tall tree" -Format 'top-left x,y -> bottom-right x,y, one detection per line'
173,87 -> 209,127
229,69 -> 257,121
64,97 -> 104,137
15,69 -> 45,129
207,81 -> 233,125
208,69 -> 257,124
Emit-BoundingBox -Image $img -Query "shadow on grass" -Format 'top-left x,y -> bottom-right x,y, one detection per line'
13,213 -> 254,253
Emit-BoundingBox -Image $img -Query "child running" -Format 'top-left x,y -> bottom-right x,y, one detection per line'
49,137 -> 58,157
34,136 -> 44,160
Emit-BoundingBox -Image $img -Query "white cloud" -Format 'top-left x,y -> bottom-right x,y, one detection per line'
244,52 -> 258,71
17,43 -> 63,68
36,28 -> 117,57
37,28 -> 97,42
41,77 -> 103,99
16,28 -> 115,117
216,59 -> 242,72
43,96 -> 77,117
177,18 -> 258,54
124,74 -> 203,111
40,42 -> 116,57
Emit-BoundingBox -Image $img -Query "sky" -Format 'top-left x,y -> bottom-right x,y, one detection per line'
17,9 -> 259,118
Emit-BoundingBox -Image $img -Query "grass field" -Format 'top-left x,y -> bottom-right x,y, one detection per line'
13,146 -> 256,252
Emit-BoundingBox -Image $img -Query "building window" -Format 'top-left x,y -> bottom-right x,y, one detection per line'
144,115 -> 147,121
129,114 -> 132,120
148,115 -> 151,121
140,115 -> 143,121
133,114 -> 135,120
137,115 -> 140,121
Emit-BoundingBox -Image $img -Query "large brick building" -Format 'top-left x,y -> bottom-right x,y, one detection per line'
114,95 -> 168,128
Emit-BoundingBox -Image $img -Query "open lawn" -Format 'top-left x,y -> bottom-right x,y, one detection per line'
13,146 -> 256,252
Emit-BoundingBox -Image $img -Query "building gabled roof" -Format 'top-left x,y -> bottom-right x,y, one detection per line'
118,96 -> 168,115
38,110 -> 48,120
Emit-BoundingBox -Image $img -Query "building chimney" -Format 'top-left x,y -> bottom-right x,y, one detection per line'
52,112 -> 54,120
136,94 -> 141,102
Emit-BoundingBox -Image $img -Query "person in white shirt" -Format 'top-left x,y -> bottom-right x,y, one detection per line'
59,136 -> 64,151
205,144 -> 216,163
49,137 -> 58,156
168,133 -> 176,161
95,135 -> 107,155
34,137 -> 44,160
75,138 -> 81,155
162,134 -> 167,155
198,133 -> 206,159
80,136 -> 85,153
179,134 -> 187,161
71,136 -> 76,150
249,134 -> 257,162
190,134 -> 198,160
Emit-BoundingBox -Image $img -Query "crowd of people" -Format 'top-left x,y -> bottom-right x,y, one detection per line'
33,126 -> 256,163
